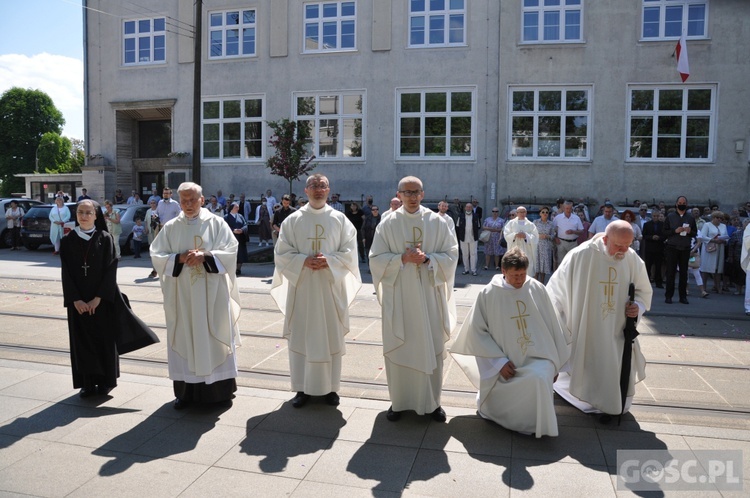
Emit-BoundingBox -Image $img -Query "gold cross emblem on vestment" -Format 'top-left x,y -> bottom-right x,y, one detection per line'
600,267 -> 618,319
406,226 -> 423,249
308,224 -> 326,253
190,235 -> 205,285
511,300 -> 534,355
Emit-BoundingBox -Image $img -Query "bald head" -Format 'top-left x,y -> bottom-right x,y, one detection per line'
603,220 -> 634,260
516,206 -> 527,220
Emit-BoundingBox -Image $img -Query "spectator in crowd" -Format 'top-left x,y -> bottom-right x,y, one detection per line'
741,221 -> 750,315
240,193 -> 252,222
456,202 -> 481,276
534,206 -> 555,282
642,209 -> 665,288
725,217 -> 746,295
272,194 -> 296,246
255,196 -> 273,246
265,189 -> 277,212
126,190 -> 137,204
77,188 -> 91,201
147,191 -> 161,205
346,202 -> 366,263
297,197 -> 308,207
149,187 -> 182,278
48,196 -> 70,255
437,200 -> 456,235
130,217 -> 147,258
503,206 -> 538,277
103,200 -> 122,259
207,195 -> 224,216
362,195 -> 375,221
216,190 -> 226,209
738,201 -> 750,218
482,207 -> 505,271
329,193 -> 345,212
381,197 -> 402,219
621,210 -> 643,255
226,193 -> 235,208
575,210 -> 590,245
113,189 -> 125,204
664,196 -> 697,304
224,202 -> 248,276
362,204 -> 382,265
146,199 -> 160,256
588,202 -> 617,238
553,200 -> 584,268
692,207 -> 705,232
688,235 -> 709,298
471,198 -> 483,220
699,211 -> 729,294
56,190 -> 70,202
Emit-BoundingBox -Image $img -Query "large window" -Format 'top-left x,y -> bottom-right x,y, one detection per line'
397,87 -> 476,160
209,9 -> 257,59
202,97 -> 265,160
294,91 -> 364,159
522,0 -> 582,43
138,120 -> 171,158
642,0 -> 707,40
628,85 -> 715,162
509,87 -> 590,160
409,0 -> 466,47
123,18 -> 166,65
303,2 -> 356,53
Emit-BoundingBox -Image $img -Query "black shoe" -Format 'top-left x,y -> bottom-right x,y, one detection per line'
235,269 -> 241,276
679,298 -> 689,304
173,398 -> 190,410
461,271 -> 469,275
386,406 -> 401,421
97,385 -> 113,396
79,387 -> 95,398
431,406 -> 447,422
149,270 -> 158,278
325,392 -> 340,406
665,298 -> 673,304
292,392 -> 310,408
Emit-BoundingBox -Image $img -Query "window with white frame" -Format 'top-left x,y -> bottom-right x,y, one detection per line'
628,85 -> 714,162
123,18 -> 166,65
397,87 -> 475,160
642,0 -> 707,39
294,91 -> 364,159
522,0 -> 583,43
409,0 -> 466,47
209,9 -> 257,59
202,97 -> 265,160
509,87 -> 590,160
303,2 -> 356,53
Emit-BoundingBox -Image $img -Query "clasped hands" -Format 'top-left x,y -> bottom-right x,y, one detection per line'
73,297 -> 101,315
180,249 -> 207,267
402,244 -> 428,265
304,253 -> 329,270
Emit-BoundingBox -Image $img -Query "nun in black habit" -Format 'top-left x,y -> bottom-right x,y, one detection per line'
60,199 -> 158,397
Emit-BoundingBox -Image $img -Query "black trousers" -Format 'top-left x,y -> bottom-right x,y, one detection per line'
665,245 -> 690,299
645,250 -> 664,286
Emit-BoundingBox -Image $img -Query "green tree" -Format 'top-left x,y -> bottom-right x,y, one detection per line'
67,138 -> 85,173
37,132 -> 72,173
0,87 -> 65,195
266,118 -> 316,196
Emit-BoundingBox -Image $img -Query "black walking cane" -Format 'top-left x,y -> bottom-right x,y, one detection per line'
619,283 -> 639,425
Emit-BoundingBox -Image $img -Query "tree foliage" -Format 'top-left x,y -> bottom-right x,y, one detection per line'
0,87 -> 65,195
266,118 -> 316,196
38,132 -> 73,174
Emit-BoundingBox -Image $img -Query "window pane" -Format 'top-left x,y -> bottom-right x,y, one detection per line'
296,120 -> 315,157
656,116 -> 681,158
341,20 -> 355,48
210,31 -> 222,57
139,20 -> 150,33
305,5 -> 319,19
226,29 -> 239,56
138,37 -> 151,62
400,118 -> 421,156
297,97 -> 316,116
631,90 -> 654,111
523,12 -> 539,41
323,3 -> 338,17
203,101 -> 220,119
224,100 -> 241,119
223,123 -> 241,158
401,93 -> 421,113
630,117 -> 653,158
450,117 -> 471,156
203,124 -> 220,158
343,118 -> 362,157
565,116 -> 587,157
343,94 -> 362,114
226,11 -> 240,25
411,16 -> 425,45
450,0 -> 464,8
513,91 -> 535,112
411,0 -> 425,13
245,99 -> 262,118
512,117 -> 534,157
449,14 -> 464,43
124,38 -> 135,63
154,18 -> 165,31
323,22 -> 337,48
319,95 -> 339,115
686,117 -> 709,158
245,122 -> 262,157
538,91 -> 561,111
687,89 -> 711,110
687,5 -> 705,36
244,10 -> 256,23
305,24 -> 319,48
430,0 -> 445,10
538,116 -> 561,157
154,36 -> 165,61
564,11 -> 580,40
341,2 -> 355,16
425,92 -> 446,112
125,21 -> 136,35
429,15 -> 444,44
318,119 -> 339,158
243,28 -> 256,55
664,6 -> 683,38
642,7 -> 659,38
451,92 -> 472,112
543,11 -> 560,41
658,90 -> 683,111
566,90 -> 587,111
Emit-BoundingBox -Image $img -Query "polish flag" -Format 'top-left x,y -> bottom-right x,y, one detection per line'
675,34 -> 689,82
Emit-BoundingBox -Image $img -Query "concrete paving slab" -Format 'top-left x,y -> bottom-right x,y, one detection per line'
59,411 -> 174,452
217,429 -> 332,479
509,426 -> 606,466
596,429 -> 691,468
421,413 -> 513,457
0,434 -> 51,471
336,407 -> 430,448
181,466 -> 301,498
133,417 -> 246,466
682,436 -> 750,482
304,439 -> 418,492
0,400 -> 107,443
67,452 -> 208,498
291,479 -> 400,497
183,394 -> 282,430
509,459 -> 613,497
0,394 -> 46,426
0,366 -> 44,391
254,402 -> 352,439
404,448 -> 510,498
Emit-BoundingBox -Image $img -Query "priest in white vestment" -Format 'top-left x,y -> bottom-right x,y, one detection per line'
271,174 -> 361,408
369,176 -> 458,422
547,220 -> 652,418
503,206 -> 539,277
150,182 -> 242,410
451,247 -> 569,437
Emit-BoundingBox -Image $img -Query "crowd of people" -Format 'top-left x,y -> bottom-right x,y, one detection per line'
19,180 -> 750,439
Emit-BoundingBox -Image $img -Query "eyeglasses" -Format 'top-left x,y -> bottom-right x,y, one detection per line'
492,210 -> 499,213
307,184 -> 329,190
77,211 -> 96,216
540,211 -> 549,214
398,190 -> 423,197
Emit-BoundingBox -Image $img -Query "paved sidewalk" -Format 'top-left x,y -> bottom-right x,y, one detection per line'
0,358 -> 748,497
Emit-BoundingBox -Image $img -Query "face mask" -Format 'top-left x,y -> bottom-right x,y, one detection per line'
677,204 -> 687,210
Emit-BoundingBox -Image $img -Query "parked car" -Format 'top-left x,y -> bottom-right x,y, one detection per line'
1,198 -> 44,248
112,204 -> 152,255
20,203 -> 77,250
